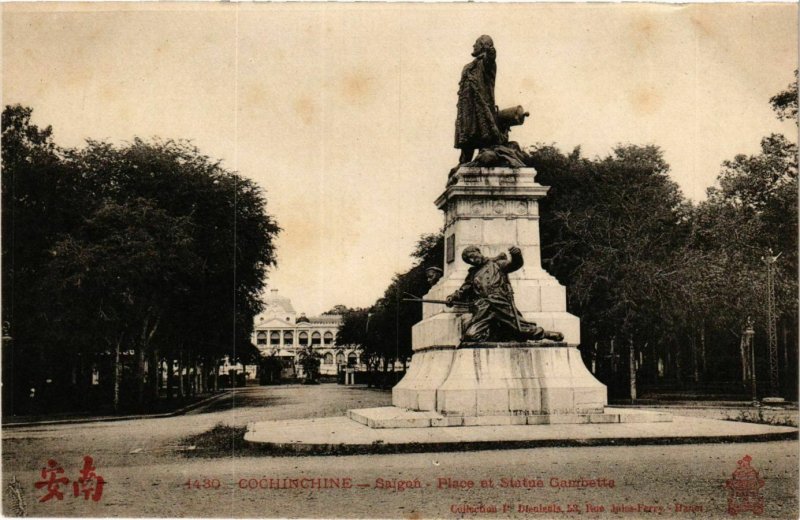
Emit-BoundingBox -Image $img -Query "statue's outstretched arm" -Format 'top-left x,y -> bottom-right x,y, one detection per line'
447,273 -> 475,306
502,247 -> 524,273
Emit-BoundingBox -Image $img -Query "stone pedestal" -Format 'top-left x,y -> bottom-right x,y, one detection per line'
416,167 -> 580,348
391,167 -> 607,417
393,343 -> 606,416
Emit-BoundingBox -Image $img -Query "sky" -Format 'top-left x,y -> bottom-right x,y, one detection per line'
3,2 -> 797,315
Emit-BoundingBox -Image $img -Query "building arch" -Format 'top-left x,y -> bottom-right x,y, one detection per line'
256,332 -> 267,345
311,331 -> 322,345
298,331 -> 309,346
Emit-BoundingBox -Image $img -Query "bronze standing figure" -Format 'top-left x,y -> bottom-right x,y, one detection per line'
454,35 -> 503,165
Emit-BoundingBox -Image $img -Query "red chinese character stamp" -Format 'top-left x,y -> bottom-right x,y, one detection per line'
73,455 -> 105,502
34,459 -> 69,502
725,455 -> 765,515
34,456 -> 105,503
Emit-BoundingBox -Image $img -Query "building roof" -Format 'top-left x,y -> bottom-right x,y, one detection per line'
308,315 -> 343,325
256,290 -> 344,329
263,289 -> 295,314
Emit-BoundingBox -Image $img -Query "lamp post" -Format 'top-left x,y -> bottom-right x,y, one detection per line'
761,249 -> 784,404
742,317 -> 757,407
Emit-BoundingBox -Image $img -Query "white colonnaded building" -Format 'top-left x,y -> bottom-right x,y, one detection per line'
252,290 -> 361,377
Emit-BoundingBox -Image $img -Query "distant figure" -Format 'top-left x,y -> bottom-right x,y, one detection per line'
455,35 -> 503,165
446,246 -> 563,343
425,267 -> 444,286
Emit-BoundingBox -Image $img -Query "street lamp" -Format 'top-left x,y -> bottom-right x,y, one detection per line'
742,317 -> 757,407
761,249 -> 784,404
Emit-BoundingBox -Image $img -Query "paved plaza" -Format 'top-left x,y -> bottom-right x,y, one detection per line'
3,384 -> 798,518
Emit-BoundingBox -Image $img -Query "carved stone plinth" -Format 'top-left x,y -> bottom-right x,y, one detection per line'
418,167 -> 580,349
390,167 -> 607,418
393,343 -> 606,416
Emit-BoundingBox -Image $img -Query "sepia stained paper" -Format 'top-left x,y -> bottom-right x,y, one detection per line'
2,2 -> 798,518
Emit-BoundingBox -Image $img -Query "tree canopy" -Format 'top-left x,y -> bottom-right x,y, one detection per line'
2,105 -> 280,412
769,70 -> 798,122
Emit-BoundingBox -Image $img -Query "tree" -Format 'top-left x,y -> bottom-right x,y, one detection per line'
323,305 -> 351,316
42,198 -> 198,409
259,354 -> 284,385
1,106 -> 281,413
530,144 -> 695,396
2,105 -> 89,412
704,133 -> 797,320
715,134 -> 798,212
769,70 -> 798,122
297,346 -> 321,384
411,233 -> 444,265
692,75 -> 799,396
335,308 -> 370,349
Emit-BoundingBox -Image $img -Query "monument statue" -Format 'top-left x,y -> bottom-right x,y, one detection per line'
455,35 -> 502,165
355,33 -> 616,424
446,246 -> 564,343
453,36 -> 534,173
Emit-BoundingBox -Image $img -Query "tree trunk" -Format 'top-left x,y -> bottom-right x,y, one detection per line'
188,355 -> 194,396
148,348 -> 159,403
200,360 -> 206,394
76,354 -> 85,409
195,359 -> 201,394
213,359 -> 219,392
699,323 -> 707,375
650,341 -> 658,380
691,335 -> 699,383
782,320 -> 790,397
137,312 -> 161,409
666,351 -> 672,378
628,338 -> 637,403
112,339 -> 121,413
69,356 -> 80,410
178,350 -> 185,399
136,347 -> 146,410
191,354 -> 198,396
71,357 -> 78,386
166,354 -> 174,401
188,353 -> 194,396
608,338 -> 617,375
739,333 -> 748,383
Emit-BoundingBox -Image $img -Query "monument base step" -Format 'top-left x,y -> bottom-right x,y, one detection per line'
347,406 -> 671,429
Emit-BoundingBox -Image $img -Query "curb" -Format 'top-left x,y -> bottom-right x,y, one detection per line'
2,390 -> 233,428
243,430 -> 799,456
610,402 -> 799,409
